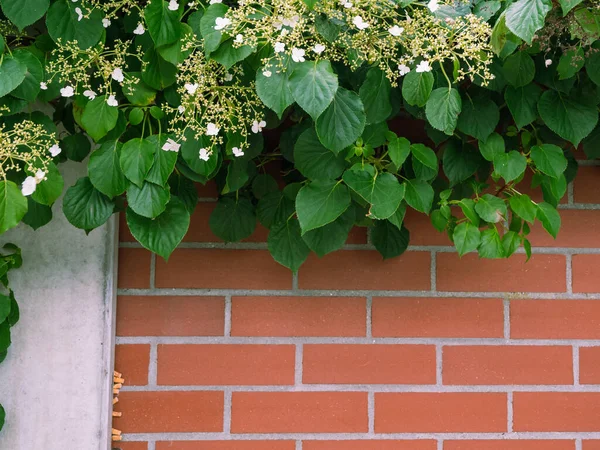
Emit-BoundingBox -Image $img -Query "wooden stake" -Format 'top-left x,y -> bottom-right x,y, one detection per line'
112,397 -> 119,405
112,411 -> 122,417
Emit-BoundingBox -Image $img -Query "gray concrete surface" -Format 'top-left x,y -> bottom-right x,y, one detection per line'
0,161 -> 117,450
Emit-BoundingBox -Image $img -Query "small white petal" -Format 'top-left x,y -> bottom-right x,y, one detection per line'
313,44 -> 326,54
133,23 -> 145,35
162,138 -> 181,152
75,7 -> 84,21
184,83 -> 199,95
34,170 -> 46,182
49,144 -> 62,157
40,82 -> 48,90
83,89 -> 96,100
352,16 -> 369,30
398,64 -> 411,76
427,0 -> 439,12
102,18 -> 111,27
224,73 -> 233,81
214,17 -> 231,30
545,59 -> 553,67
262,70 -> 272,78
199,148 -> 210,161
388,25 -> 403,36
60,86 -> 75,97
168,0 -> 179,10
232,147 -> 244,157
206,123 -> 220,136
178,105 -> 185,113
274,42 -> 285,53
209,0 -> 222,3
21,177 -> 37,196
291,47 -> 305,63
415,60 -> 432,73
111,67 -> 124,83
107,95 -> 118,107
235,34 -> 243,43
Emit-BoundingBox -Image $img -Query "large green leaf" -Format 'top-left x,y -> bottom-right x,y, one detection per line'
120,138 -> 156,187
475,194 -> 507,223
504,84 -> 542,129
457,97 -> 499,141
560,0 -> 584,16
180,130 -> 218,177
123,72 -> 156,106
402,70 -> 434,107
212,40 -> 254,69
0,321 -> 10,352
257,191 -> 295,229
478,228 -> 504,258
10,50 -> 43,102
404,179 -> 434,214
127,198 -> 190,260
22,197 -> 52,230
372,221 -> 410,259
505,0 -> 552,44
411,144 -> 438,171
453,222 -> 481,256
503,51 -> 535,87
81,97 -> 119,142
288,60 -> 338,120
557,48 -> 585,80
296,180 -> 351,234
443,141 -> 481,185
294,128 -> 346,180
88,140 -> 127,198
510,194 -> 537,223
268,218 -> 310,272
479,132 -> 504,162
126,181 -> 170,219
145,0 -> 181,47
316,87 -> 366,154
31,162 -> 63,206
200,3 -> 228,54
142,47 -> 177,90
536,201 -> 561,238
425,88 -> 462,135
256,65 -> 294,118
0,0 -> 49,29
493,150 -> 527,182
62,133 -> 92,162
531,144 -> 568,179
301,207 -> 354,257
387,133 -> 411,168
209,196 -> 256,241
145,134 -> 177,186
586,52 -> 600,86
0,56 -> 26,98
359,68 -> 392,124
0,294 -> 9,324
46,0 -> 104,49
62,177 -> 114,230
0,181 -> 27,233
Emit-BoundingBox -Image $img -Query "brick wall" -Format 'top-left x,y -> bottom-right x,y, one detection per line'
114,163 -> 600,450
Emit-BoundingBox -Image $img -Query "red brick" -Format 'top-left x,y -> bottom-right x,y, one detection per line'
514,392 -> 600,431
346,226 -> 368,244
511,300 -> 600,339
119,212 -> 135,242
444,441 -> 575,450
573,254 -> 600,293
115,443 -> 148,450
157,344 -> 295,385
195,181 -> 218,197
115,391 -> 223,433
118,248 -> 152,289
114,344 -> 150,386
303,441 -> 437,450
443,346 -> 573,385
574,166 -> 600,203
116,296 -> 224,337
231,392 -> 368,433
184,203 -> 269,242
527,210 -> 600,248
303,344 -> 436,384
584,441 -> 600,450
155,249 -> 292,289
436,254 -> 566,292
298,251 -> 430,290
375,393 -> 507,432
579,347 -> 600,384
404,208 -> 452,246
372,297 -> 503,338
231,296 -> 366,337
156,442 -> 295,450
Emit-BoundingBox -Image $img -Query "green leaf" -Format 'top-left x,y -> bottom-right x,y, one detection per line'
541,173 -> 567,206
168,173 -> 198,215
453,222 -> 481,256
560,0 -> 584,16
478,228 -> 504,258
142,47 -> 177,90
538,90 -> 599,146
557,47 -> 585,80
22,197 -> 52,230
294,128 -> 346,180
268,218 -> 310,272
479,132 -> 504,162
443,141 -> 481,186
536,201 -> 561,238
200,3 -> 228,54
0,321 -> 10,352
62,133 -> 91,162
359,68 -> 392,124
0,56 -> 26,98
252,174 -> 279,199
0,294 -> 10,323
425,88 -> 462,135
209,196 -> 256,241
510,194 -> 537,223
372,221 -> 410,260
504,84 -> 543,129
586,52 -> 600,86
223,159 -> 251,193
145,135 -> 177,186
402,70 -> 434,107
88,140 -> 127,198
80,97 -> 119,142
342,167 -> 405,219
296,180 -> 351,234
126,181 -> 170,219
475,194 -> 507,223
404,179 -> 434,214
458,198 -> 480,226
257,191 -> 295,229
157,23 -> 193,65
120,138 -> 156,187
62,177 -> 114,230
493,151 -> 527,182
10,49 -> 43,102
256,65 -> 294,119
531,144 -> 568,179
387,133 -> 411,168
212,40 -> 254,69
46,0 -> 104,49
502,230 -> 521,257
503,51 -> 535,87
411,143 -> 438,171
457,97 -> 499,142
301,207 -> 355,257
0,181 -> 27,233
0,0 -> 49,29
473,0 -> 501,20
316,87 -> 366,154
127,198 -> 190,261
123,73 -> 156,106
180,130 -> 218,177
288,60 -> 338,120
505,0 -> 552,44
145,0 -> 181,47
31,162 -> 64,206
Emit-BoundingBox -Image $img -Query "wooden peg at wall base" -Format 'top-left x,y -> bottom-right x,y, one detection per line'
114,377 -> 125,383
112,397 -> 119,405
112,428 -> 122,436
112,411 -> 122,417
114,371 -> 122,378
111,435 -> 122,442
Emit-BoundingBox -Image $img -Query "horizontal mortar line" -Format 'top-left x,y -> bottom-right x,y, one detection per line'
116,336 -> 600,346
574,160 -> 600,167
117,289 -> 600,299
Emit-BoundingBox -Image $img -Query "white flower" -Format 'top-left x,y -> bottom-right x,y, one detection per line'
273,18 -> 283,30
199,148 -> 210,161
34,170 -> 46,182
133,23 -> 145,35
206,122 -> 220,136
168,0 -> 179,10
224,73 -> 233,81
398,64 -> 411,76
235,34 -> 244,43
188,1 -> 196,6
415,60 -> 432,73
209,0 -> 222,3
388,25 -> 403,36
353,16 -> 369,30
107,95 -> 118,107
40,82 -> 48,90
111,67 -> 124,83
274,42 -> 285,53
83,89 -> 96,100
291,47 -> 305,63
252,120 -> 266,133
214,17 -> 231,30
545,59 -> 553,68
427,0 -> 439,12
283,15 -> 299,28
313,44 -> 326,54
280,28 -> 289,36
162,138 -> 181,152
262,70 -> 272,78
49,144 -> 62,157
60,86 -> 75,97
75,7 -> 83,21
178,105 -> 185,113
232,147 -> 244,157
184,83 -> 199,94
21,177 -> 37,196
102,18 -> 111,27
342,1 -> 352,8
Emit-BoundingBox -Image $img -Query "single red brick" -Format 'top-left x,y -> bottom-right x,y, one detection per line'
157,344 -> 295,385
115,391 -> 223,433
114,344 -> 150,386
584,441 -> 600,450
231,392 -> 368,433
119,212 -> 135,242
573,255 -> 600,293
184,203 -> 269,242
231,296 -> 366,337
372,297 -> 504,338
527,210 -> 600,248
404,208 -> 452,246
298,251 -> 430,290
444,441 -> 575,450
155,249 -> 292,289
511,300 -> 600,339
574,166 -> 600,204
116,296 -> 224,337
118,248 -> 152,289
116,443 -> 148,450
579,347 -> 600,384
436,254 -> 566,292
303,441 -> 437,450
375,393 -> 507,432
514,392 -> 600,431
303,344 -> 436,384
443,346 -> 573,385
156,442 -> 296,450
